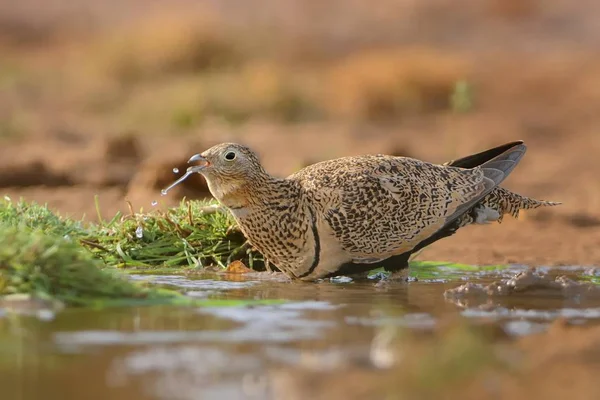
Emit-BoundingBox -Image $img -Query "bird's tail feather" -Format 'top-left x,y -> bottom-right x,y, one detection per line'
446,142 -> 528,226
457,187 -> 561,227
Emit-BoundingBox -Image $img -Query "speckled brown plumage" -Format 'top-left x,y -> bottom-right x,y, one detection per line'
290,155 -> 493,264
180,141 -> 560,281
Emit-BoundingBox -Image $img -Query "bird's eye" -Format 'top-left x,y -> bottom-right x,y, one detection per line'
224,151 -> 236,161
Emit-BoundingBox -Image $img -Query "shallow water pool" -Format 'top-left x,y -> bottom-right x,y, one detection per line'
2,264 -> 600,400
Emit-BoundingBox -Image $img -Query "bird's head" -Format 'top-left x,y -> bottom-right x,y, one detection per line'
188,142 -> 264,179
182,142 -> 268,204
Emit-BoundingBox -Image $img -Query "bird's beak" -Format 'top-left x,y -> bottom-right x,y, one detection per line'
188,154 -> 209,165
187,154 -> 210,172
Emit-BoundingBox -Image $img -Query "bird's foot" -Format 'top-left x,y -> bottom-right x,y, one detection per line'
331,271 -> 372,282
387,269 -> 411,282
371,268 -> 411,284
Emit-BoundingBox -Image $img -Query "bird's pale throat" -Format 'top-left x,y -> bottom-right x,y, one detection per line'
212,181 -> 257,209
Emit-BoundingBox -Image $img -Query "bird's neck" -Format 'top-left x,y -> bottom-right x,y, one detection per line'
211,174 -> 299,211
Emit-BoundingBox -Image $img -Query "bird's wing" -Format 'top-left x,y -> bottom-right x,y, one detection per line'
297,155 -> 509,264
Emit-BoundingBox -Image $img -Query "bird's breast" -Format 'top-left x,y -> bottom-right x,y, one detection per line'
233,204 -> 319,278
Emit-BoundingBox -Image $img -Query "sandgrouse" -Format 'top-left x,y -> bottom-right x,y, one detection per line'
164,141 -> 559,281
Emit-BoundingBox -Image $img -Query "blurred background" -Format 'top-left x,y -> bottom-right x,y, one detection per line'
0,0 -> 598,230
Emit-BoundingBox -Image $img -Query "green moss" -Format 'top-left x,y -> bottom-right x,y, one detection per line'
367,260 -> 511,281
0,196 -> 86,237
409,260 -> 510,280
0,196 -> 269,307
0,224 -> 181,307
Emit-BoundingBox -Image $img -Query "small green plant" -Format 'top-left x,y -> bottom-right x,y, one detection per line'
450,80 -> 474,113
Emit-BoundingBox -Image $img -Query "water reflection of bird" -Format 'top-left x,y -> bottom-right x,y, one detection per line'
177,141 -> 560,281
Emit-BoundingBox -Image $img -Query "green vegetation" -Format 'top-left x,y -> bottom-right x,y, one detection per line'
409,260 -> 509,280
450,79 -> 474,113
0,196 -> 261,307
0,225 -> 181,307
367,260 -> 510,281
0,195 -> 87,237
0,196 -> 260,270
86,198 -> 261,270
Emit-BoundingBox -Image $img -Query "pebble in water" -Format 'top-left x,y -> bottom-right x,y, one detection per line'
135,226 -> 143,239
173,168 -> 179,174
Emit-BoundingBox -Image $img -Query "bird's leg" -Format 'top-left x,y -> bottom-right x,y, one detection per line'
385,268 -> 411,282
264,258 -> 272,273
344,270 -> 373,281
